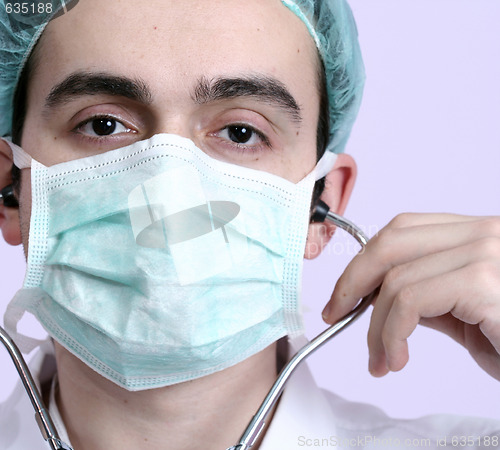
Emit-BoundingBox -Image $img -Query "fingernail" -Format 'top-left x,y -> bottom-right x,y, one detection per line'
368,358 -> 374,375
322,304 -> 331,323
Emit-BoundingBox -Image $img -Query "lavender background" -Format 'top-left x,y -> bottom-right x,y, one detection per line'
1,0 -> 499,420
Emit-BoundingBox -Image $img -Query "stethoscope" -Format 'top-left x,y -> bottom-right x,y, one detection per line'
0,190 -> 374,450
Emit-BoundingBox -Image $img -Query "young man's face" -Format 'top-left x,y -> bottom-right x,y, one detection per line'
17,0 -> 322,248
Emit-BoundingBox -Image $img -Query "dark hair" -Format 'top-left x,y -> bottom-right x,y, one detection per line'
11,41 -> 330,207
312,58 -> 330,209
11,56 -> 34,146
10,37 -> 43,193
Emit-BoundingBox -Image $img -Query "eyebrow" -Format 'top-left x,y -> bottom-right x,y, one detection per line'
44,72 -> 153,111
193,75 -> 302,123
43,72 -> 302,123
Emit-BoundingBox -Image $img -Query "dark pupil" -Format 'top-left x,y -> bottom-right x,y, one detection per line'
92,118 -> 116,136
228,126 -> 252,144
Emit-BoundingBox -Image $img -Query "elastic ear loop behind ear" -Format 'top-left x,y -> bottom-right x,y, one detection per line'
313,150 -> 337,181
2,139 -> 42,352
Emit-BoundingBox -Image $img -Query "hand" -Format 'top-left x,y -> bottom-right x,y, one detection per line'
321,213 -> 500,381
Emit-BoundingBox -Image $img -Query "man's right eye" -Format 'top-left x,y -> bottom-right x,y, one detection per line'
75,115 -> 134,138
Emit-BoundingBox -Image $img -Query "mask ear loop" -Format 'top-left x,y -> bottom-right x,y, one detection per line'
0,137 -> 33,170
228,200 -> 374,450
0,138 -> 28,209
0,138 -> 31,208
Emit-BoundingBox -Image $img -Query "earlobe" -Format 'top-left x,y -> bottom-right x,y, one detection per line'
0,139 -> 22,246
304,153 -> 357,259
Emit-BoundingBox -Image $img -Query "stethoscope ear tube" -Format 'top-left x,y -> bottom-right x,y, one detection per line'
0,326 -> 74,450
227,202 -> 373,450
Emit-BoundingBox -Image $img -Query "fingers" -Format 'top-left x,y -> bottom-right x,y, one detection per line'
377,261 -> 500,375
323,216 -> 500,323
374,271 -> 460,375
369,244 -> 500,378
320,213 -> 500,379
386,212 -> 481,229
366,239 -> 484,375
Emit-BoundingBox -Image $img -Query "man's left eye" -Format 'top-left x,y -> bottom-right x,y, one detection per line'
217,125 -> 268,147
77,117 -> 132,137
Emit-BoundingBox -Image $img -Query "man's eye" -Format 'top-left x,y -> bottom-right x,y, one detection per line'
217,125 -> 269,147
226,125 -> 254,144
76,117 -> 132,137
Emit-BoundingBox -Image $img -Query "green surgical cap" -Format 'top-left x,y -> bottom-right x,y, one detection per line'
0,1 -> 66,137
282,0 -> 365,154
0,0 -> 365,154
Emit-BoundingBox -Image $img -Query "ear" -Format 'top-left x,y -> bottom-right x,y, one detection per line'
0,139 -> 22,246
304,153 -> 357,259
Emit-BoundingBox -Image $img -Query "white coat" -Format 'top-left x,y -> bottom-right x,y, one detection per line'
1,338 -> 499,449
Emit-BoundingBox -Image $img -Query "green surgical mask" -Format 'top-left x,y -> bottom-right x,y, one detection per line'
4,133 -> 336,390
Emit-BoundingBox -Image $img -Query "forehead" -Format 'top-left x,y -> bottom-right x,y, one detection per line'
35,0 -> 319,106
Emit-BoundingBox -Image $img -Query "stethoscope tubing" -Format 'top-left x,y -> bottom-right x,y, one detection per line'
227,205 -> 373,450
0,325 -> 72,449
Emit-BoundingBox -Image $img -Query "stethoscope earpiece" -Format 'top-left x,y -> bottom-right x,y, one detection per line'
0,184 -> 19,208
310,199 -> 330,223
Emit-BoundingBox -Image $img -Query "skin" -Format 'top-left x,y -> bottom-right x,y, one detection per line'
0,0 -> 499,448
